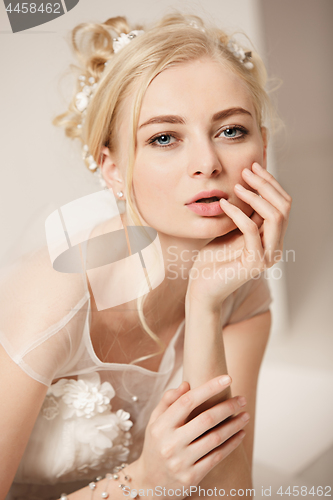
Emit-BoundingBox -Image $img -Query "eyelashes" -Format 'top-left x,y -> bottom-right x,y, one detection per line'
148,133 -> 176,148
219,125 -> 249,140
147,125 -> 249,149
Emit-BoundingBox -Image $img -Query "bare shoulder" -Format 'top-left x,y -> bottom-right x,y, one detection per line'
0,244 -> 88,335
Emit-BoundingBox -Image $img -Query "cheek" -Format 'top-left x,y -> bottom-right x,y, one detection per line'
226,141 -> 263,176
132,162 -> 172,209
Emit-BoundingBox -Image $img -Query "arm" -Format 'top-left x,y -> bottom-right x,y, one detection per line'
183,298 -> 271,498
0,345 -> 49,500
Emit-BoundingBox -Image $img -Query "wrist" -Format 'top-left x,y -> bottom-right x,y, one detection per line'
124,459 -> 154,498
185,290 -> 224,317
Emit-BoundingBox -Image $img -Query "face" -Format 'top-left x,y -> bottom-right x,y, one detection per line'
107,58 -> 267,240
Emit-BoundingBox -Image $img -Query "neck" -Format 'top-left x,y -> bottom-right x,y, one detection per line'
120,211 -> 215,329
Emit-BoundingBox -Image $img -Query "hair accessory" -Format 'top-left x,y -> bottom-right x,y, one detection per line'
75,29 -> 144,188
188,20 -> 205,33
113,30 -> 144,53
227,39 -> 254,69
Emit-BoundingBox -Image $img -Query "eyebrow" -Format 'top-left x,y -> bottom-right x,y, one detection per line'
138,107 -> 252,129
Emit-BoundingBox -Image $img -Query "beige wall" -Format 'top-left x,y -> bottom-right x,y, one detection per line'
261,0 -> 333,336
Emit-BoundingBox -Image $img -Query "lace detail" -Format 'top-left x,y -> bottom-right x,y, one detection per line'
41,396 -> 59,420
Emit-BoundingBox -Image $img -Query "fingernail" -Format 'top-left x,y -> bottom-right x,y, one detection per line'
235,183 -> 245,191
243,168 -> 254,176
219,375 -> 231,385
220,197 -> 229,203
241,412 -> 250,422
252,162 -> 262,171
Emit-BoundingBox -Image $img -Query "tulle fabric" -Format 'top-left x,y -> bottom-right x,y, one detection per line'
0,191 -> 273,499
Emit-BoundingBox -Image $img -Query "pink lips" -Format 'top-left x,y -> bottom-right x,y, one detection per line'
185,189 -> 228,217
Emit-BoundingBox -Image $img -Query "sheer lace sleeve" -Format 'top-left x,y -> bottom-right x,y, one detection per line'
0,245 -> 90,386
226,273 -> 273,325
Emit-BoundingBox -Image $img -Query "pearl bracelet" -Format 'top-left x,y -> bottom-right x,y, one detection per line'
60,463 -> 138,499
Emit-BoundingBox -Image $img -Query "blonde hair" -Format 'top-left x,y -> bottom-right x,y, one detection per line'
53,12 -> 277,366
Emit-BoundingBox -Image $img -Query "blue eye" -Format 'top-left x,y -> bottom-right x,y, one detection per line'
224,128 -> 237,137
219,126 -> 248,140
155,134 -> 171,145
149,133 -> 177,148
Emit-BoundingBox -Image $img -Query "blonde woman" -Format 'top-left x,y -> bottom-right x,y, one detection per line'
0,13 -> 291,500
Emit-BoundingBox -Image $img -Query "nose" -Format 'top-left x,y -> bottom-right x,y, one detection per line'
187,136 -> 222,178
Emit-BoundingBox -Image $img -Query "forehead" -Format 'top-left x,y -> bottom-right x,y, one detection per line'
139,58 -> 256,122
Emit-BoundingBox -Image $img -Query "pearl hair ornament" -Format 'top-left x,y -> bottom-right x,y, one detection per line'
227,39 -> 254,69
76,30 -> 144,188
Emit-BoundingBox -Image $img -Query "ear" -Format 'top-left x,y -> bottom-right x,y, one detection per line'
100,146 -> 126,199
261,126 -> 268,170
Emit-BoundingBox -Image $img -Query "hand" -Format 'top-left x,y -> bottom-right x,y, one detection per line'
187,162 -> 292,311
128,375 -> 249,492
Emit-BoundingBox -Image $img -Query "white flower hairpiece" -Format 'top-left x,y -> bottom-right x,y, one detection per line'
188,21 -> 253,70
113,30 -> 144,53
227,39 -> 254,70
75,30 -> 144,186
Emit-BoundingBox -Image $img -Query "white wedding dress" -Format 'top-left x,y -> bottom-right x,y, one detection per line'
0,190 -> 273,500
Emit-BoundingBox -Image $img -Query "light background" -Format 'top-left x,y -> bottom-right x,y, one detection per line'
0,0 -> 332,495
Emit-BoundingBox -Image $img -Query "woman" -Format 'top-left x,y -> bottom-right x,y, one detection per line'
0,13 -> 291,500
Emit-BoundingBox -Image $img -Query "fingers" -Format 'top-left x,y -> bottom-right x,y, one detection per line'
249,209 -> 264,230
187,410 -> 249,464
252,162 -> 292,204
241,166 -> 291,220
239,163 -> 292,248
219,197 -> 264,261
220,162 -> 292,258
149,381 -> 190,423
190,429 -> 246,483
178,395 -> 247,450
162,375 -> 232,429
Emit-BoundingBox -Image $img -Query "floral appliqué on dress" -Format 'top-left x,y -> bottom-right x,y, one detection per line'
41,372 -> 133,479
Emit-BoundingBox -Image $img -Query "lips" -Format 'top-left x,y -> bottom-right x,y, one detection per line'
185,190 -> 229,205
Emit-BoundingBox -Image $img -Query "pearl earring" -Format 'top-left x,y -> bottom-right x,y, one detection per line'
117,191 -> 124,198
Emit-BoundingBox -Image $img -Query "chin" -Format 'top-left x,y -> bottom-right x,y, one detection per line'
186,216 -> 233,238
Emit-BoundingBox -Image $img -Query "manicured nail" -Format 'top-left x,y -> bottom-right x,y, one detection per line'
219,375 -> 231,385
220,197 -> 229,203
252,162 -> 262,171
243,168 -> 254,176
235,183 -> 245,191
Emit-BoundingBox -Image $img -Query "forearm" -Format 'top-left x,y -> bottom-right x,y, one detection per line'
182,296 -> 252,498
183,296 -> 231,410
